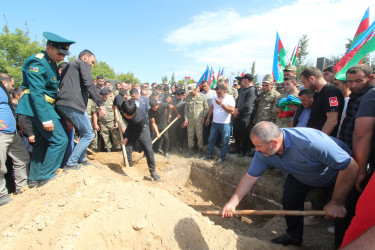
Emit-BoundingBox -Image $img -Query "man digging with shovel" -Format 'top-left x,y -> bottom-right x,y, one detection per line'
220,121 -> 358,248
120,100 -> 160,181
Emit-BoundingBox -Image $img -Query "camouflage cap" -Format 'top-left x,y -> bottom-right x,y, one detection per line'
262,74 -> 274,84
187,83 -> 197,93
284,65 -> 297,72
233,79 -> 238,85
218,75 -> 228,84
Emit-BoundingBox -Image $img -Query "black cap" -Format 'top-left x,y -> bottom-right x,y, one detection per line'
43,32 -> 75,55
99,87 -> 109,95
242,73 -> 254,81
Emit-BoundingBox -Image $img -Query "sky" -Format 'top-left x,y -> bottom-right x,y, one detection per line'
2,0 -> 375,83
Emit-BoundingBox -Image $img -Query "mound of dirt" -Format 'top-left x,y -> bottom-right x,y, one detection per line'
0,152 -> 280,249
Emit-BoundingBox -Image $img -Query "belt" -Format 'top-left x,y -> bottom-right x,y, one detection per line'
23,89 -> 55,104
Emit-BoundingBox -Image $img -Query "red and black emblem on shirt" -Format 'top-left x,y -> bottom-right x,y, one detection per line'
329,97 -> 339,107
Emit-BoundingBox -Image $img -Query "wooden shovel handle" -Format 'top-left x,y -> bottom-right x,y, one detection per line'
201,210 -> 326,216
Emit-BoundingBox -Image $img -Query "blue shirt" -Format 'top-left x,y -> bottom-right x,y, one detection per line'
296,108 -> 311,127
248,128 -> 352,187
0,87 -> 16,134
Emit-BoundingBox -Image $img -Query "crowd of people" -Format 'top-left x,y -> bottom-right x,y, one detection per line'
1,31 -> 375,248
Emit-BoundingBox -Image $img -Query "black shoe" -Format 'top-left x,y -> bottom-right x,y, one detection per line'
151,172 -> 160,181
184,149 -> 193,158
201,156 -> 212,161
38,175 -> 61,187
228,149 -> 238,154
238,152 -> 246,157
271,234 -> 302,246
28,181 -> 38,188
63,164 -> 82,172
0,194 -> 12,206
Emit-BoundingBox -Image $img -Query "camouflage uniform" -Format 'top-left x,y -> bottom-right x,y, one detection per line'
253,88 -> 280,124
93,97 -> 121,151
274,91 -> 299,128
184,92 -> 208,150
226,86 -> 238,100
87,99 -> 100,150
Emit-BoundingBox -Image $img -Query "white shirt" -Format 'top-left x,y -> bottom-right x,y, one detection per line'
212,94 -> 235,124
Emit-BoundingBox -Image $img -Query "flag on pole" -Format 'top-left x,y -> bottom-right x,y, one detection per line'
217,67 -> 221,80
198,66 -> 209,86
220,68 -> 224,76
208,66 -> 213,86
289,42 -> 300,66
335,20 -> 375,80
272,32 -> 288,83
210,70 -> 217,88
351,7 -> 370,48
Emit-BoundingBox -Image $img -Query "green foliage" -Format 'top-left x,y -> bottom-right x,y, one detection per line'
171,72 -> 176,85
177,78 -> 194,85
296,34 -> 313,77
91,61 -> 116,79
250,60 -> 258,84
161,75 -> 168,83
117,72 -> 140,84
0,20 -> 44,86
67,55 -> 77,62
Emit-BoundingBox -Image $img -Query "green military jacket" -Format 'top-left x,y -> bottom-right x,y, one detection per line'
93,97 -> 115,124
184,92 -> 208,121
253,88 -> 280,124
16,50 -> 60,122
226,86 -> 238,100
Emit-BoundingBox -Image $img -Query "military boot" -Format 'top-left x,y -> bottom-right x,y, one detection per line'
184,148 -> 194,158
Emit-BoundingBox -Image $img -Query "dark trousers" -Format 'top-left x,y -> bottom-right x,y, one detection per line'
232,116 -> 251,153
283,174 -> 359,248
154,126 -> 169,154
125,125 -> 155,173
203,114 -> 212,145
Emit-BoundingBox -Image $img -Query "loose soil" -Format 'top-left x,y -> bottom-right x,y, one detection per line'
0,150 -> 335,249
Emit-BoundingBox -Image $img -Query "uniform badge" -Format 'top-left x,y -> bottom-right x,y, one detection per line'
30,66 -> 39,73
53,77 -> 56,82
329,97 -> 338,107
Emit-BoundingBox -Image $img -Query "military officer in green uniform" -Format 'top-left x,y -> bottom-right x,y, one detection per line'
16,32 -> 75,187
253,74 -> 280,124
183,83 -> 208,158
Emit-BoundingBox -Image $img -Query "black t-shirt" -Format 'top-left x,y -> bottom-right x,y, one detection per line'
148,102 -> 169,129
307,84 -> 344,137
355,88 -> 375,165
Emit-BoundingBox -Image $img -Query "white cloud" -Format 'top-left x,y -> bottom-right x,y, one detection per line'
165,0 -> 375,81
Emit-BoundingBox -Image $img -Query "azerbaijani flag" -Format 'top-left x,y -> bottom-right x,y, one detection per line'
335,19 -> 375,81
208,66 -> 213,86
351,7 -> 370,48
272,32 -> 288,83
220,67 -> 224,76
217,67 -> 221,80
210,70 -> 216,88
198,66 -> 209,86
289,42 -> 299,66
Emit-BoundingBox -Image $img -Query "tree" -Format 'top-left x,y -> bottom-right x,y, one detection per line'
161,75 -> 168,84
91,61 -> 116,79
296,34 -> 313,77
0,20 -> 44,85
171,73 -> 176,85
250,60 -> 258,84
117,72 -> 140,84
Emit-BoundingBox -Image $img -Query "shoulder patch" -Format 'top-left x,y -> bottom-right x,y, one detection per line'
35,53 -> 44,59
329,97 -> 339,107
30,66 -> 39,73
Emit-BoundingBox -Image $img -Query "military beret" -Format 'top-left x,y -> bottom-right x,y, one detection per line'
43,32 -> 75,56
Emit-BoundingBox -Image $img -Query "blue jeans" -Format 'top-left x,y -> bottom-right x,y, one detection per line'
56,105 -> 94,166
206,122 -> 231,160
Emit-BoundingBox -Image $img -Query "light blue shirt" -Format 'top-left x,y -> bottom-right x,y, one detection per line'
296,108 -> 311,127
248,128 -> 351,187
0,87 -> 16,134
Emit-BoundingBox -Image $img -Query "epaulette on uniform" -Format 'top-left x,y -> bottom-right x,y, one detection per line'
35,53 -> 44,59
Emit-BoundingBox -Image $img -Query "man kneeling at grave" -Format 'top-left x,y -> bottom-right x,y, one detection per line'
120,100 -> 160,181
221,121 -> 358,247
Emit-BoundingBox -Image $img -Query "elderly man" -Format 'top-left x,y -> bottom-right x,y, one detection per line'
16,32 -> 74,187
221,122 -> 358,247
